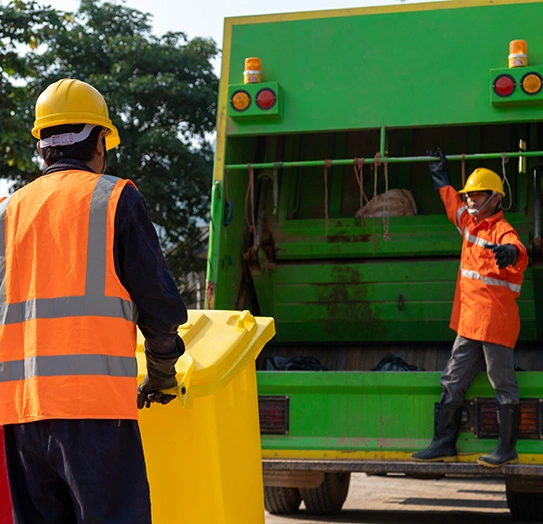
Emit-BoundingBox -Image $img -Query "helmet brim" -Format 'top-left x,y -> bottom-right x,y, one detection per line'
459,187 -> 505,197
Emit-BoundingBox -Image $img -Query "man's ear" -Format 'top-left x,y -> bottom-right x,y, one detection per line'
36,143 -> 50,167
95,129 -> 107,157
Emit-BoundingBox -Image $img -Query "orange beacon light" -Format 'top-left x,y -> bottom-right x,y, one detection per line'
509,40 -> 528,68
244,57 -> 262,84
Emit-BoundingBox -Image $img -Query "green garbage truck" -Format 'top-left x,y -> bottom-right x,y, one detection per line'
206,0 -> 543,519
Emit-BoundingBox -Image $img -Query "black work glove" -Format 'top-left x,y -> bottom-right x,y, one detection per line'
427,149 -> 451,191
137,338 -> 183,409
485,243 -> 518,269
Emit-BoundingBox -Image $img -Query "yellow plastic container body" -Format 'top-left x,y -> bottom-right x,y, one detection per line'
136,310 -> 275,524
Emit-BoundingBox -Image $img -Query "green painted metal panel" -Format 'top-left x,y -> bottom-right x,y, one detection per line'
257,371 -> 543,455
251,259 -> 537,343
207,2 -> 543,473
226,2 -> 543,136
265,194 -> 532,257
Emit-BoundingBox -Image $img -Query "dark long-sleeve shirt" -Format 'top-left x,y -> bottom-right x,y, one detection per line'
42,159 -> 187,358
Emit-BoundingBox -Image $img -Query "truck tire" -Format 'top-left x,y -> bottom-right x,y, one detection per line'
299,472 -> 351,515
264,486 -> 302,514
506,486 -> 543,521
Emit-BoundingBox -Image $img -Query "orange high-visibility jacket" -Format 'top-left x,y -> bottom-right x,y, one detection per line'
0,170 -> 139,424
440,186 -> 528,348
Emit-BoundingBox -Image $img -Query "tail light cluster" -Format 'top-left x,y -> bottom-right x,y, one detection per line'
230,88 -> 277,112
227,82 -> 281,121
491,65 -> 543,106
461,398 -> 543,439
493,72 -> 542,97
259,396 -> 289,435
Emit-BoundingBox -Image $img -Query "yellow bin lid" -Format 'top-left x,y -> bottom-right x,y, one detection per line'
136,310 -> 275,404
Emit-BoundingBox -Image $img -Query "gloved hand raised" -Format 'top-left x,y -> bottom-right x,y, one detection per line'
427,149 -> 451,191
137,339 -> 182,409
485,243 -> 518,269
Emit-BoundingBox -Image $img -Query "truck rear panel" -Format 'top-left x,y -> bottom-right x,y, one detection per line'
208,0 -> 543,517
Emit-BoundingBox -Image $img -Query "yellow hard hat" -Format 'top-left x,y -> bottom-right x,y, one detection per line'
31,78 -> 120,150
458,167 -> 505,197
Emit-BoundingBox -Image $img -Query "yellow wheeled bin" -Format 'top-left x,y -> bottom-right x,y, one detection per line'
136,309 -> 275,524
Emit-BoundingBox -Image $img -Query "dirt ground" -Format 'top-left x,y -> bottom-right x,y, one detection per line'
265,473 -> 534,524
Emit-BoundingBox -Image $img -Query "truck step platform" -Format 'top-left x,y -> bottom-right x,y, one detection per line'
262,459 -> 543,478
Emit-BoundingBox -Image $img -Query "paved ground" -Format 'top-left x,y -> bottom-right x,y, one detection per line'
265,473 -> 535,524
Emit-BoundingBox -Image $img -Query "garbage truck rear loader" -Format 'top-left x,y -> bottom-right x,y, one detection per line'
207,0 -> 543,519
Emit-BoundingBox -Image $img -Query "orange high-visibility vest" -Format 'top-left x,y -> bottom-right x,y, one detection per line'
440,186 -> 528,348
0,170 -> 138,424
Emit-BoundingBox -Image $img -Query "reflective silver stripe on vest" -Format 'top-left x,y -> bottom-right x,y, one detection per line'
0,175 -> 136,325
463,227 -> 490,248
0,196 -> 12,304
86,175 -> 115,296
0,295 -> 137,325
460,267 -> 522,293
0,354 -> 137,382
455,205 -> 467,235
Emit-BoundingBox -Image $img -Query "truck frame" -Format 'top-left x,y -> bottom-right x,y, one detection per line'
207,1 -> 543,519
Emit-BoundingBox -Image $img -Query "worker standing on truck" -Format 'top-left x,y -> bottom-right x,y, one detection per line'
0,78 -> 187,523
412,150 -> 527,468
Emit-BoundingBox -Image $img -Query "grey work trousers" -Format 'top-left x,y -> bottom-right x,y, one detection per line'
440,335 -> 519,405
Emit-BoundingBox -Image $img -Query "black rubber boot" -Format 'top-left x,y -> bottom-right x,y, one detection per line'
478,403 -> 520,468
411,402 -> 463,462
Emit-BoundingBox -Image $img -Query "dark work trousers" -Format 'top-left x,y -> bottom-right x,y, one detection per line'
3,419 -> 151,524
440,335 -> 519,405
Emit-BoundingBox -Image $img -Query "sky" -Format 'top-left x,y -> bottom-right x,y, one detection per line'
44,0 -> 414,43
40,0 -> 435,74
1,0 -> 438,194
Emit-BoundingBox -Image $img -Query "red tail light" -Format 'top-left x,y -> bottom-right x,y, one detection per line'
466,398 -> 542,439
256,88 -> 277,110
493,74 -> 516,97
259,396 -> 289,435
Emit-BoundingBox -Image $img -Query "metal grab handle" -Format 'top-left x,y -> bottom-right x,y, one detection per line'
534,166 -> 542,240
224,151 -> 543,171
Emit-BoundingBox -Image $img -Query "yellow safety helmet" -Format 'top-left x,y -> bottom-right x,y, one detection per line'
458,167 -> 505,197
31,78 -> 120,150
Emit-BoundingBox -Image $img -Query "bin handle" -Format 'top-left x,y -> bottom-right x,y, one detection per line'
160,352 -> 194,408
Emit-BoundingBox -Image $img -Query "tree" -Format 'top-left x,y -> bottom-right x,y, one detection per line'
1,0 -> 218,283
0,0 -> 62,179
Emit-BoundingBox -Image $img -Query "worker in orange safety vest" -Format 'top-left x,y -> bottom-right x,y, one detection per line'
0,79 -> 187,523
412,150 -> 527,468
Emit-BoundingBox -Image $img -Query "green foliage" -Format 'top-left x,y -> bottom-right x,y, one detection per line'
0,0 -> 218,282
0,1 -> 62,179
